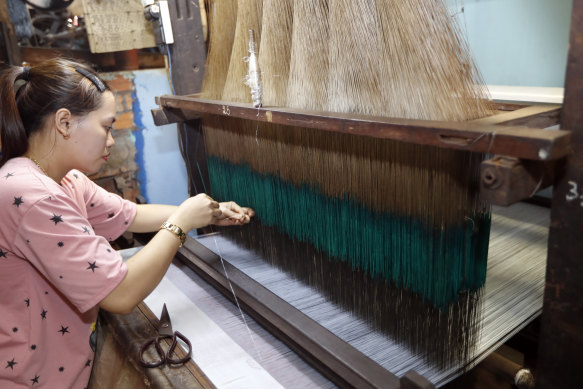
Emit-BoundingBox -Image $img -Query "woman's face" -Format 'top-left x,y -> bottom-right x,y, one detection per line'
68,91 -> 116,174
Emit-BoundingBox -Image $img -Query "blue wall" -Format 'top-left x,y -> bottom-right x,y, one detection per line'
133,69 -> 188,205
446,0 -> 572,87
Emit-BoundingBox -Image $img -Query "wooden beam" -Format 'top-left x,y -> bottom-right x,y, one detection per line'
19,47 -> 165,71
165,0 -> 209,197
469,105 -> 561,128
0,22 -> 21,65
537,0 -> 583,388
155,95 -> 571,161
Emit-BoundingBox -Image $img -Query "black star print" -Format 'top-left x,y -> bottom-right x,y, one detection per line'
31,374 -> 39,384
30,345 -> 36,350
4,172 -> 14,179
44,291 -> 48,295
25,298 -> 30,307
13,196 -> 23,208
59,366 -> 64,372
58,326 -> 69,336
6,358 -> 17,370
87,261 -> 99,272
73,173 -> 79,179
50,214 -> 63,225
40,309 -> 47,320
124,221 -> 128,225
85,359 -> 91,367
57,241 -> 64,247
106,249 -> 111,253
59,275 -> 63,279
12,327 -> 18,333
0,249 -> 7,258
90,203 -> 94,207
82,226 -> 90,234
107,212 -> 114,218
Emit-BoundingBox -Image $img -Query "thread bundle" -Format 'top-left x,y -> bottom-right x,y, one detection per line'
199,0 -> 493,368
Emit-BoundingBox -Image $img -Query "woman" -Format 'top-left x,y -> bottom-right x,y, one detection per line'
0,58 -> 253,388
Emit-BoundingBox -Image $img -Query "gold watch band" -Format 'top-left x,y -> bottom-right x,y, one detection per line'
160,221 -> 186,246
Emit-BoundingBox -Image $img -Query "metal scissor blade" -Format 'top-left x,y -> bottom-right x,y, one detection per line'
158,303 -> 174,336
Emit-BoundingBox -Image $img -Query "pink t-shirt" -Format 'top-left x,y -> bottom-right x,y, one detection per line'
0,157 -> 137,388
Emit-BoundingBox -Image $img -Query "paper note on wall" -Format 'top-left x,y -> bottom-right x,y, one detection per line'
81,0 -> 156,53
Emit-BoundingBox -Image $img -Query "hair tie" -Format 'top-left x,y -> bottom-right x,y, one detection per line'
22,66 -> 30,80
75,67 -> 106,92
14,66 -> 31,95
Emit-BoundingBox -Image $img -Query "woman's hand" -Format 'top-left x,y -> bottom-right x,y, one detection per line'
214,201 -> 255,226
168,193 -> 222,231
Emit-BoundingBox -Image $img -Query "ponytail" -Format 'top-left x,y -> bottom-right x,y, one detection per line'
0,66 -> 30,167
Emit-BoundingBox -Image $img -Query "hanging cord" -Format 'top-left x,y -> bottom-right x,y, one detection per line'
194,160 -> 264,362
210,233 -> 264,361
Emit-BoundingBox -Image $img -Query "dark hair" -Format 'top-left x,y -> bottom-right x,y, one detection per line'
0,58 -> 111,167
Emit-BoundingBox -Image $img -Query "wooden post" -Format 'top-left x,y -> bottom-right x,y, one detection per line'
166,0 -> 209,196
536,1 -> 583,388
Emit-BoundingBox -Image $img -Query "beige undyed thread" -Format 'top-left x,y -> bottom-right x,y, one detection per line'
221,0 -> 263,103
200,0 -> 237,100
258,0 -> 294,107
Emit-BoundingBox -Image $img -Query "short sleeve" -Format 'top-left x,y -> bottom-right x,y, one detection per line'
14,194 -> 128,313
61,171 -> 137,241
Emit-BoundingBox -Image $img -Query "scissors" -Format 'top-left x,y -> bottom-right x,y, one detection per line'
139,304 -> 192,368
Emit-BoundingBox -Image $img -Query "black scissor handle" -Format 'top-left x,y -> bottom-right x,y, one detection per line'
139,336 -> 167,368
166,331 -> 192,365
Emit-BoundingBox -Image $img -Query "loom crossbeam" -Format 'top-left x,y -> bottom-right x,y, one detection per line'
468,104 -> 561,128
152,96 -> 569,161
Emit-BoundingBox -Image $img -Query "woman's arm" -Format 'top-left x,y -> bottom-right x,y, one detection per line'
99,194 -> 254,314
127,200 -> 255,233
126,204 -> 178,233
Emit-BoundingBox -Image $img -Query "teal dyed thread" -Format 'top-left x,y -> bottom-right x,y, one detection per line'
207,157 -> 491,309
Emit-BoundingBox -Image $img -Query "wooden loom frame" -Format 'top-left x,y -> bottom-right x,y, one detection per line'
146,0 -> 583,388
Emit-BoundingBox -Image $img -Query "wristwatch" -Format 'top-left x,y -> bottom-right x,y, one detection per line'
160,221 -> 186,246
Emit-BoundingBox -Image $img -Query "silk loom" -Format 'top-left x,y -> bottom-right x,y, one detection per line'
94,1 -> 581,388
